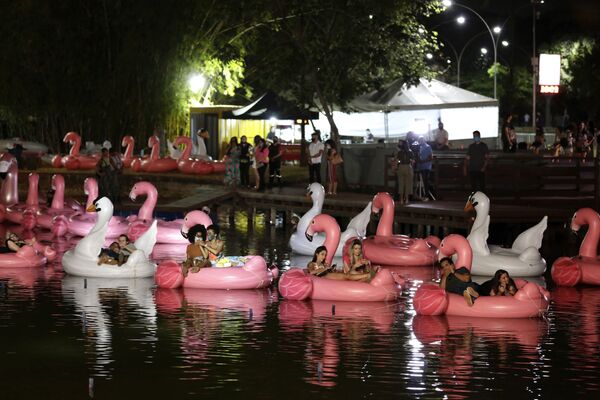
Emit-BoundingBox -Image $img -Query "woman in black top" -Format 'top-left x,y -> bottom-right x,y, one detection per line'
238,135 -> 252,188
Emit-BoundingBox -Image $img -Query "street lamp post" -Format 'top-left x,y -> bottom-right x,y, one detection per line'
442,0 -> 501,99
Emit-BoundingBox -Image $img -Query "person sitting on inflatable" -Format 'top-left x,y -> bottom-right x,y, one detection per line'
478,269 -> 518,296
439,257 -> 480,306
117,234 -> 136,264
344,239 -> 378,280
97,242 -> 121,265
204,225 -> 224,264
0,232 -> 28,253
308,246 -> 340,278
182,224 -> 211,276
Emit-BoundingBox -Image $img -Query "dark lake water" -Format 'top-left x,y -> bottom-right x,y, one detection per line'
1,207 -> 599,399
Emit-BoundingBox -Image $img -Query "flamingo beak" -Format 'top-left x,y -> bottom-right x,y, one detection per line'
86,204 -> 97,212
464,201 -> 474,212
305,230 -> 314,242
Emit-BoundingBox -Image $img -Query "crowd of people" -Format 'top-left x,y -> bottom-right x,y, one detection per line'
223,134 -> 282,191
502,115 -> 599,158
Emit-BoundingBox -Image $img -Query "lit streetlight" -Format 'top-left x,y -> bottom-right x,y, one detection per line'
426,53 -> 434,60
443,0 -> 502,99
501,40 -> 509,47
456,16 -> 466,24
480,47 -> 488,55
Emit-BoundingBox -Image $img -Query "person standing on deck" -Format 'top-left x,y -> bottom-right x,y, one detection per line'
308,132 -> 324,184
464,130 -> 489,192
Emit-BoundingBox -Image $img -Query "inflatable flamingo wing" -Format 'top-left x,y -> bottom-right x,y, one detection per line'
133,220 -> 158,259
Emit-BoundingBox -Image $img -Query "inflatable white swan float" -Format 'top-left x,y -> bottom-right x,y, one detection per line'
290,183 -> 372,257
62,197 -> 158,278
465,192 -> 547,277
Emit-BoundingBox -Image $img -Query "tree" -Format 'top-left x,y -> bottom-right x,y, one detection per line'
0,0 -> 248,151
243,0 -> 440,142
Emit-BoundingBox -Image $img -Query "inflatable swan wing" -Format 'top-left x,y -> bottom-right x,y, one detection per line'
133,219 -> 158,259
511,216 -> 547,253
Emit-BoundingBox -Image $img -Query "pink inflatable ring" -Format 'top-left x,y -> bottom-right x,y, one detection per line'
278,213 -> 401,302
155,256 -> 278,290
552,208 -> 600,286
413,234 -> 549,318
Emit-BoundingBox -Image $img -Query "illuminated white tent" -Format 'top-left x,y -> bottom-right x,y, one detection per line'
321,78 -> 499,141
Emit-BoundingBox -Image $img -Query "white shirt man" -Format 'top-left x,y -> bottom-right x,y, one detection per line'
193,129 -> 211,160
308,133 -> 325,183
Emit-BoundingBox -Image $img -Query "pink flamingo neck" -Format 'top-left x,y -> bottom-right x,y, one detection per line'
0,157 -> 19,206
373,192 -> 394,237
575,208 -> 600,258
84,178 -> 99,214
51,175 -> 65,210
25,173 -> 39,207
441,234 -> 473,271
133,182 -> 157,220
66,132 -> 81,156
174,136 -> 192,159
311,214 -> 341,265
149,136 -> 160,160
122,136 -> 134,159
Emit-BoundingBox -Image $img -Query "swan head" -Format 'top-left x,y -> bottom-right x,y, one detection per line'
63,131 -> 79,144
305,214 -> 337,242
464,191 -> 489,213
306,183 -> 325,203
87,196 -> 113,215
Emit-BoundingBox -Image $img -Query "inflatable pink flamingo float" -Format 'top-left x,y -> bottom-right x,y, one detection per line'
121,135 -> 138,168
361,192 -> 439,267
413,234 -> 550,318
172,136 -> 213,175
127,181 -> 208,243
552,208 -> 600,286
36,174 -> 82,236
0,155 -> 38,230
67,177 -> 129,238
278,214 -> 401,302
130,135 -> 177,173
52,132 -> 99,170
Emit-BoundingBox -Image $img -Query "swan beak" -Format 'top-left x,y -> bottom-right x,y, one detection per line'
86,204 -> 97,212
464,201 -> 474,212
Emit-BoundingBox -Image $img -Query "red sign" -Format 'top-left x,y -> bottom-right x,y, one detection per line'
540,85 -> 559,94
280,144 -> 301,161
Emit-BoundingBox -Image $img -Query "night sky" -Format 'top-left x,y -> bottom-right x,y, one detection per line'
428,0 -> 600,64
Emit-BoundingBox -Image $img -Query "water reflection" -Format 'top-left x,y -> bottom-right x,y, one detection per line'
61,276 -> 157,377
279,300 -> 401,387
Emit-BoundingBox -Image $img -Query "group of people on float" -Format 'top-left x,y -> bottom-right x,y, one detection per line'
439,257 -> 518,306
307,238 -> 377,282
97,234 -> 136,266
183,223 -> 225,276
224,131 -> 282,191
